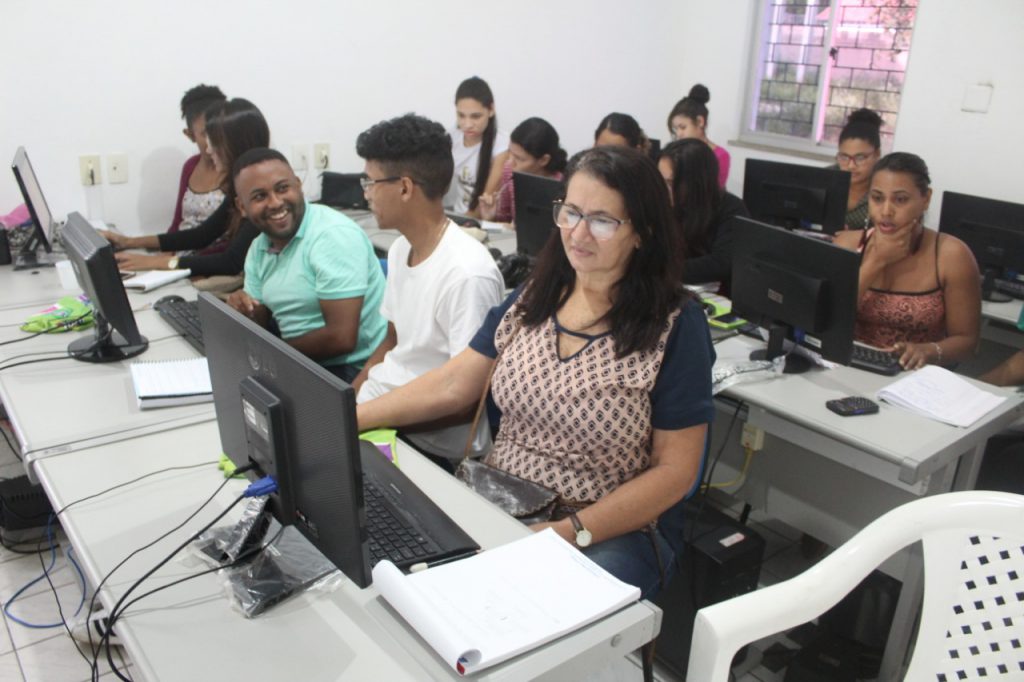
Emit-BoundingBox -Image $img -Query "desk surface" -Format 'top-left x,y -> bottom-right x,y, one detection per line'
34,421 -> 657,681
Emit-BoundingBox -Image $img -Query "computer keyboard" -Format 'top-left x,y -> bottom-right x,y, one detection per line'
993,278 -> 1024,300
363,476 -> 438,566
154,296 -> 204,353
850,344 -> 901,376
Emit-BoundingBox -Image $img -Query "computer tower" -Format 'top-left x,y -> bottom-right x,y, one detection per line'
653,498 -> 766,677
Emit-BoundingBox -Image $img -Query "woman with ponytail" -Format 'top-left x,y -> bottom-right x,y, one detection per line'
667,84 -> 729,187
479,117 -> 567,225
445,76 -> 509,216
834,108 -> 883,229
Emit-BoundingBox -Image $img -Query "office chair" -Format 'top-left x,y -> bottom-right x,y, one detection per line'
686,490 -> 1024,681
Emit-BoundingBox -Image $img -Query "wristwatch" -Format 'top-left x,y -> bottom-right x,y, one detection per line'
569,513 -> 592,548
167,256 -> 180,270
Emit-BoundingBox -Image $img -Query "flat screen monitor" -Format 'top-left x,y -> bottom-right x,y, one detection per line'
938,191 -> 1024,302
742,159 -> 851,235
647,137 -> 662,162
513,171 -> 564,257
61,212 -> 148,363
731,217 -> 860,372
10,147 -> 56,270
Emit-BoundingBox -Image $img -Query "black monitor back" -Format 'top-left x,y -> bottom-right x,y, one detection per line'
10,147 -> 54,254
513,172 -> 563,257
198,292 -> 371,587
743,159 -> 850,235
318,171 -> 368,210
732,217 -> 859,365
62,213 -> 148,362
939,191 -> 1024,274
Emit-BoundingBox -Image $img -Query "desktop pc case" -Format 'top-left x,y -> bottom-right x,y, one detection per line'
653,498 -> 765,677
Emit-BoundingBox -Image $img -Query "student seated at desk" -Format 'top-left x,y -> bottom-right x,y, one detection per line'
478,117 -> 567,225
358,146 -> 715,598
101,98 -> 269,278
351,114 -> 504,464
226,149 -> 386,382
445,76 -> 509,217
832,152 -> 980,370
667,84 -> 730,187
167,84 -> 227,234
658,138 -> 749,290
833,108 -> 883,230
594,112 -> 651,154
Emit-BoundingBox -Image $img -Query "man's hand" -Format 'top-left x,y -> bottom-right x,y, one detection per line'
226,290 -> 260,319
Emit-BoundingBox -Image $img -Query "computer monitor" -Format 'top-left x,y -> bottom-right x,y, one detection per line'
10,147 -> 56,270
61,212 -> 148,363
938,191 -> 1024,303
731,217 -> 860,373
742,159 -> 851,235
513,171 -> 564,257
647,137 -> 662,162
197,292 -> 377,588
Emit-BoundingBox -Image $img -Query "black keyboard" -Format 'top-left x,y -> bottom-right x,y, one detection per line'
154,297 -> 205,353
850,344 -> 901,376
994,278 -> 1024,300
363,476 -> 439,567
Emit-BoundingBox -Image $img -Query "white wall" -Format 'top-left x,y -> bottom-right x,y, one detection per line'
672,0 -> 1024,214
2,0 -> 686,234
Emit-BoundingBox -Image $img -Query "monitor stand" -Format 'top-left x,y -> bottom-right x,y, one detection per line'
13,248 -> 60,271
749,323 -> 812,374
981,268 -> 1012,303
67,317 -> 148,363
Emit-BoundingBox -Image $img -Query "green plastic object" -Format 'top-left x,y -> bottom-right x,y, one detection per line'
20,295 -> 94,333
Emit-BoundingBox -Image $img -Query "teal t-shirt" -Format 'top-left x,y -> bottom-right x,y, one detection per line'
244,203 -> 386,368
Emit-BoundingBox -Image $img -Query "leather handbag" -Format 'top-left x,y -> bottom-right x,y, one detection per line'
455,325 -> 557,524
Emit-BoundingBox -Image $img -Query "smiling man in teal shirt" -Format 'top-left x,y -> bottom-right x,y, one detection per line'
226,147 -> 386,381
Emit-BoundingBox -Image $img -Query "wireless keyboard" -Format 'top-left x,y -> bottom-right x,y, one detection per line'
850,344 -> 901,376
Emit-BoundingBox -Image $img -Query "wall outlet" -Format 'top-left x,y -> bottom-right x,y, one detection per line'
292,145 -> 309,172
79,155 -> 102,186
740,423 -> 765,451
107,154 -> 129,184
313,143 -> 330,170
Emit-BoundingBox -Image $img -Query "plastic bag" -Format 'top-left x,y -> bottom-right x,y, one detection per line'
712,359 -> 782,395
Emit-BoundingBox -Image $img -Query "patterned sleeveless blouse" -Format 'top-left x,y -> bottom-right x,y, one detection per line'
855,228 -> 946,348
485,304 -> 682,506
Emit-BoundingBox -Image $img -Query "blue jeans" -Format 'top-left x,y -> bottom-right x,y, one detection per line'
581,526 -> 677,600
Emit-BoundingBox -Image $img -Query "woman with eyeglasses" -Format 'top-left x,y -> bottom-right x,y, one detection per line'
658,138 -> 749,290
834,108 -> 883,230
101,98 -> 269,279
666,84 -> 729,187
444,76 -> 509,217
359,146 -> 715,599
832,152 -> 980,370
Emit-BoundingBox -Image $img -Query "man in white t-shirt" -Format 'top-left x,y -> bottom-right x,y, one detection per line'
353,114 -> 504,466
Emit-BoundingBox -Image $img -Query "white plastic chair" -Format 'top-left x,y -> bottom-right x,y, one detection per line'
687,491 -> 1024,681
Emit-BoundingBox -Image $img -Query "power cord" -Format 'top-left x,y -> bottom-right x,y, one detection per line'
4,514 -> 87,629
0,424 -> 20,462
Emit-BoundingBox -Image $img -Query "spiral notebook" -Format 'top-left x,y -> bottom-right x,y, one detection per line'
129,357 -> 213,409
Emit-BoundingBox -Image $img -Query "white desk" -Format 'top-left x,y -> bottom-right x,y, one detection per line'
342,209 -> 519,257
33,421 -> 659,681
711,335 -> 1024,679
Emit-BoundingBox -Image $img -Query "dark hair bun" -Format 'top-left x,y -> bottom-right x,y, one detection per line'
847,108 -> 882,129
687,84 -> 711,104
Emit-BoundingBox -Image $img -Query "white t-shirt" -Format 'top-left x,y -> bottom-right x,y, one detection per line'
445,128 -> 510,214
357,220 -> 505,458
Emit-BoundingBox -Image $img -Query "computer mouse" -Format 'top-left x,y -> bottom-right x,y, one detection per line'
155,294 -> 185,307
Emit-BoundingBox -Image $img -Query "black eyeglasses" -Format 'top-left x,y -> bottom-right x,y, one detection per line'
359,176 -> 403,191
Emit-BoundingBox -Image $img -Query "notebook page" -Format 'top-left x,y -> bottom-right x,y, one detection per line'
877,365 -> 1005,427
130,358 -> 211,398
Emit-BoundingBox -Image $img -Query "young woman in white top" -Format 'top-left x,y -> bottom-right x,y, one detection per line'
445,76 -> 509,216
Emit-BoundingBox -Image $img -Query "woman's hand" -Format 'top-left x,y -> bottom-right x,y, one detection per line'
99,229 -> 131,250
890,341 -> 937,370
865,228 -> 915,267
477,192 -> 497,221
114,251 -> 174,271
529,518 -> 574,543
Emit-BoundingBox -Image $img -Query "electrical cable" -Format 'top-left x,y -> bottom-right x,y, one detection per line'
705,446 -> 756,490
0,424 -> 20,462
37,517 -> 93,668
4,515 -> 86,629
0,310 -> 93,346
0,355 -> 77,372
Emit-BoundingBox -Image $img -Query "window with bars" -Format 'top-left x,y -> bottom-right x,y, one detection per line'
744,0 -> 918,152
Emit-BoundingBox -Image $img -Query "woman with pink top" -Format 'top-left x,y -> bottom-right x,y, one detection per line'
667,84 -> 730,188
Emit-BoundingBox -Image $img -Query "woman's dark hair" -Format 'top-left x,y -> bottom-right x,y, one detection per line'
871,152 -> 931,195
666,84 -> 711,134
659,138 -> 722,260
206,98 -> 270,235
356,114 -> 454,200
594,112 -> 650,152
839,108 -> 883,150
455,76 -> 497,211
519,146 -> 687,357
510,117 -> 567,174
180,84 -> 226,128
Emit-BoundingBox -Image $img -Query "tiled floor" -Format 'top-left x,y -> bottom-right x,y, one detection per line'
0,420 -> 133,681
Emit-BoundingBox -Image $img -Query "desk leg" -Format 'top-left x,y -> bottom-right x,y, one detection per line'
877,544 -> 923,680
952,442 -> 986,491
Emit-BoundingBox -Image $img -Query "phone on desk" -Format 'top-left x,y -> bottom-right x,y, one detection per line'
826,396 -> 880,417
708,312 -> 747,330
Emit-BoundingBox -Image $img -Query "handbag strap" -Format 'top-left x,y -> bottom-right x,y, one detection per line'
461,320 -> 522,463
